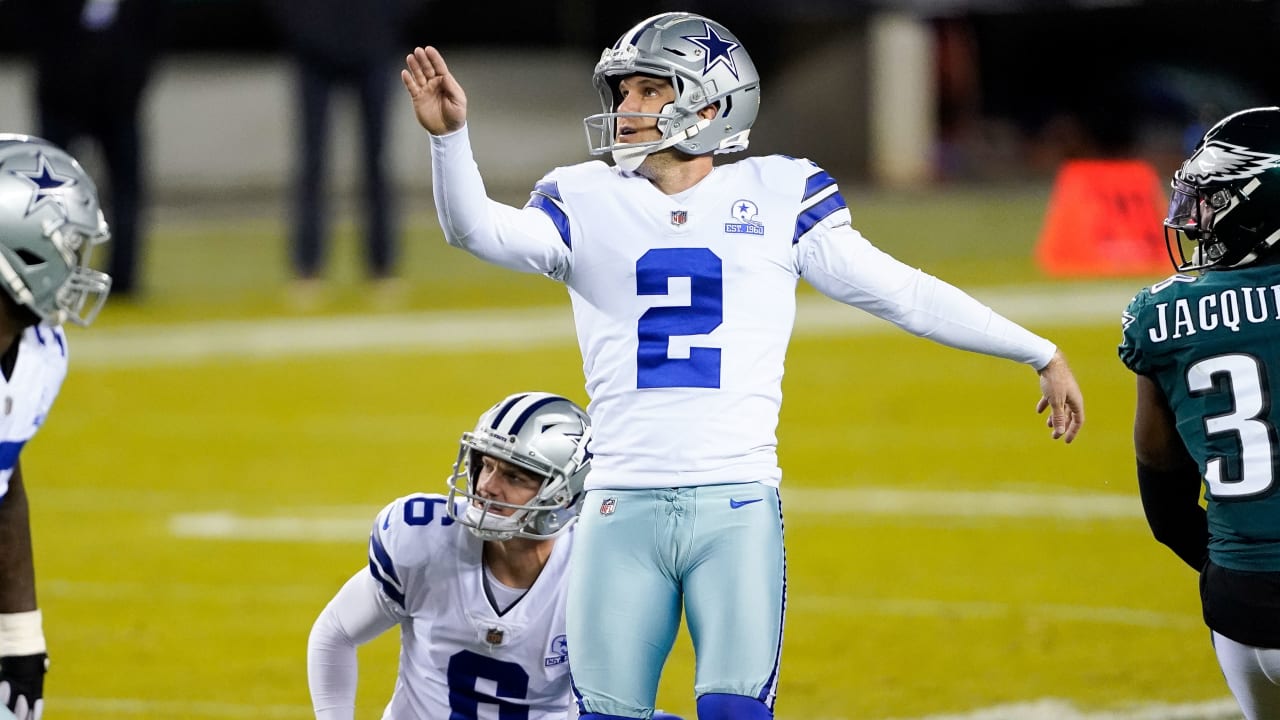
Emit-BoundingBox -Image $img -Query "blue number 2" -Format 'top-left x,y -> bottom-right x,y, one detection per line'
636,248 -> 723,388
447,650 -> 530,720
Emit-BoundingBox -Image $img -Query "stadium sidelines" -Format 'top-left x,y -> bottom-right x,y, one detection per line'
71,281 -> 1136,367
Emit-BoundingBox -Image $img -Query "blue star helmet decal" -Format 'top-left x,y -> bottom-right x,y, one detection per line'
10,152 -> 77,220
682,22 -> 741,79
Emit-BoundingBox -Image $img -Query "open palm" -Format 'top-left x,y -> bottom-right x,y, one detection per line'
401,46 -> 468,135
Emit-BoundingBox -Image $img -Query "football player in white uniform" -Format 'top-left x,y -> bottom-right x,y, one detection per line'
0,135 -> 112,720
309,392 -> 620,719
401,12 -> 1085,720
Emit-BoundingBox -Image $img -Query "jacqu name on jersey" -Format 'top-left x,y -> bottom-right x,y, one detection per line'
1145,286 -> 1280,343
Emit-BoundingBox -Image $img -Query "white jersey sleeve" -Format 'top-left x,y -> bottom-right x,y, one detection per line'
366,493 -> 459,612
430,125 -> 572,280
796,223 -> 1055,368
307,570 -> 400,720
0,324 -> 69,499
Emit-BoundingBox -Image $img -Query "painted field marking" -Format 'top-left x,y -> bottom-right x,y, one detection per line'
73,282 -> 1135,368
168,487 -> 1142,544
877,697 -> 1242,720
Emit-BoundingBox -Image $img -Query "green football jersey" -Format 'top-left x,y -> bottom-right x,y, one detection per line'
1119,266 -> 1280,571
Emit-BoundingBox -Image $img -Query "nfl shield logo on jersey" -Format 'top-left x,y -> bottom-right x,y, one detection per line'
670,210 -> 688,226
599,497 -> 617,515
485,627 -> 505,646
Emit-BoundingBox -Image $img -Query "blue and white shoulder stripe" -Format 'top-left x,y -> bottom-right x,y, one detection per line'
792,161 -> 850,245
366,493 -> 461,610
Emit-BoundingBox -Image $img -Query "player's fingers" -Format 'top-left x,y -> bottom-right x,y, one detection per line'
0,679 -> 11,708
412,46 -> 435,80
423,46 -> 450,78
404,49 -> 425,83
30,697 -> 41,720
1061,414 -> 1082,443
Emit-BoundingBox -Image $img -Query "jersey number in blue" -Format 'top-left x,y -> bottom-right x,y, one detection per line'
636,248 -> 723,389
401,496 -> 454,527
447,650 -> 530,719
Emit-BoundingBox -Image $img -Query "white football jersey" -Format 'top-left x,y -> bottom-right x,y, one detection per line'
367,493 -> 574,719
530,157 -> 821,489
433,130 -> 1055,491
0,324 -> 68,499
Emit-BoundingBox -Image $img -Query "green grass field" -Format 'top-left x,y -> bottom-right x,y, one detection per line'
20,185 -> 1241,719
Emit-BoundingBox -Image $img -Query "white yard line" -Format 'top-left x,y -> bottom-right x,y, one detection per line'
72,282 -> 1135,367
877,698 -> 1242,720
167,487 -> 1142,544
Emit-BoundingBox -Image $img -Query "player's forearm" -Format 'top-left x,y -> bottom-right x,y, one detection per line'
803,232 -> 1054,367
429,126 -> 568,275
306,604 -> 360,719
430,125 -> 492,248
0,472 -> 38,615
1136,460 -> 1209,571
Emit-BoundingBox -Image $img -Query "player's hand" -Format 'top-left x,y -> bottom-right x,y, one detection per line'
402,46 -> 468,136
1036,349 -> 1084,443
0,653 -> 47,720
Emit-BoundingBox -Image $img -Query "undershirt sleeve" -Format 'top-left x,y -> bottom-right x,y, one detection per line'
430,125 -> 570,278
306,570 -> 401,720
797,223 -> 1056,369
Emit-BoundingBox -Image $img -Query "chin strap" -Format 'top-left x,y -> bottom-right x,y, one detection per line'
611,118 -> 713,172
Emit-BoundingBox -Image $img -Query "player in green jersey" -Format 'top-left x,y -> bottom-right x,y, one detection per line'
1119,106 -> 1280,720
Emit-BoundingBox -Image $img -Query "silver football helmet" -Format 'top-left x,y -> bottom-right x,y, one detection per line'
584,12 -> 760,172
447,392 -> 592,541
0,135 -> 111,326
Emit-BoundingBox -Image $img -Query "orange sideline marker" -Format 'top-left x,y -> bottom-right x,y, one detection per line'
1035,159 -> 1171,277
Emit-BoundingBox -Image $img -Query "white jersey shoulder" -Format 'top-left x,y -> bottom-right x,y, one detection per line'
522,154 -> 851,490
0,324 -> 69,499
367,492 -> 577,719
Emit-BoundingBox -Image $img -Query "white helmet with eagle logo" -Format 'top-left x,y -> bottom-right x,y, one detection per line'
447,392 -> 592,541
1165,106 -> 1280,272
583,12 -> 760,173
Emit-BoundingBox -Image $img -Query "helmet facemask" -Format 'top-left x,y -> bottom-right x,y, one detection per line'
1163,107 -> 1280,274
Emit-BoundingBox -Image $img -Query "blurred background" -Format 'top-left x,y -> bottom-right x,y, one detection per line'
0,1 -> 1273,718
2,0 -> 1276,208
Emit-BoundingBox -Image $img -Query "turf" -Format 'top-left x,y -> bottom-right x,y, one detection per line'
22,185 -> 1235,719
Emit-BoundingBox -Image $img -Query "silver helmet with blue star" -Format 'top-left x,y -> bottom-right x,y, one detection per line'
584,12 -> 760,172
0,135 -> 111,326
447,392 -> 593,541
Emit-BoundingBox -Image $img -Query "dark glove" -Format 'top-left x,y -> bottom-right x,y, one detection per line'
0,653 -> 47,720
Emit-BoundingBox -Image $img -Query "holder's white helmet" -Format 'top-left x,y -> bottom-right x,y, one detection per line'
447,392 -> 592,541
584,12 -> 760,172
0,135 -> 111,326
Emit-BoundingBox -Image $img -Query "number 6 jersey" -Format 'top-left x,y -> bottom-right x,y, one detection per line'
366,493 -> 575,719
431,127 -> 1055,492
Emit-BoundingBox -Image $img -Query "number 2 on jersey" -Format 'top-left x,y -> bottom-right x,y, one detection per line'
636,248 -> 723,389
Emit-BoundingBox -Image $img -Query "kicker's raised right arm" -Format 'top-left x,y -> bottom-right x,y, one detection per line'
430,126 -> 571,279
